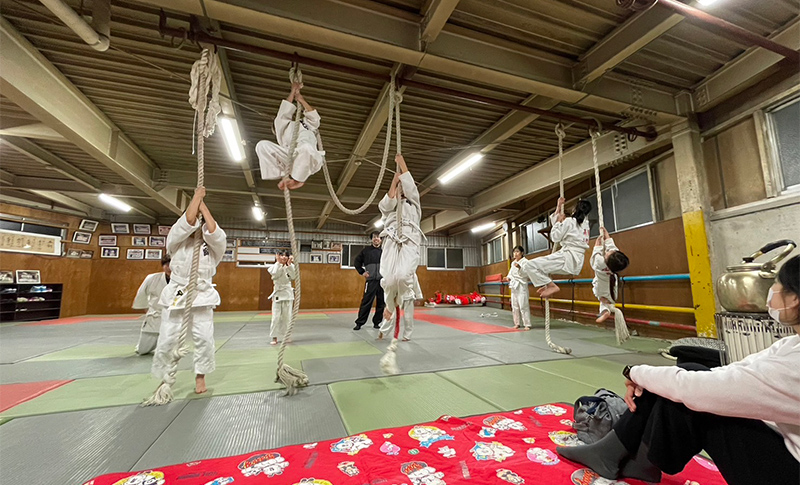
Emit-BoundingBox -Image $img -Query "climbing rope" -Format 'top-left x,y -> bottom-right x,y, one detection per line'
274,65 -> 310,396
143,49 -> 221,406
319,76 -> 400,215
589,126 -> 630,345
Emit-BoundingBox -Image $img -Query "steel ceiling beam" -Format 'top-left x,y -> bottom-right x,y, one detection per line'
0,18 -> 183,215
0,123 -> 66,141
28,190 -> 104,218
420,0 -> 461,47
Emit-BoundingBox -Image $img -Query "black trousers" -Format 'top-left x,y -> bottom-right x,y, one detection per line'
355,279 -> 385,327
615,363 -> 799,485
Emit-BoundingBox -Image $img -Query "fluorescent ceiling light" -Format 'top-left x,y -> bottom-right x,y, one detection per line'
438,153 -> 484,185
99,193 -> 132,212
374,219 -> 384,228
471,222 -> 496,233
252,205 -> 265,221
219,117 -> 245,162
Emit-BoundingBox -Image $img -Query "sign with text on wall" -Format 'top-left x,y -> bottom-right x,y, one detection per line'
0,229 -> 62,256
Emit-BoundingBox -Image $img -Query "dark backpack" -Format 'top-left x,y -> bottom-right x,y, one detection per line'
572,388 -> 627,444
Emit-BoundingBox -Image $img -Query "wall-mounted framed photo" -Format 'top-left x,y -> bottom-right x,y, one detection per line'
111,223 -> 130,234
311,240 -> 323,250
330,242 -> 343,251
133,224 -> 151,235
16,270 -> 41,284
0,270 -> 13,284
79,219 -> 99,232
127,248 -> 145,260
66,248 -> 82,259
310,253 -> 323,263
327,252 -> 341,264
132,236 -> 147,246
101,247 -> 120,259
157,225 -> 171,235
72,231 -> 92,245
222,248 -> 235,262
98,235 -> 117,246
149,236 -> 166,247
145,249 -> 163,260
80,250 -> 94,259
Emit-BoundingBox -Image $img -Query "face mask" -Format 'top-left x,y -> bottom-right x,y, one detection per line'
767,288 -> 795,325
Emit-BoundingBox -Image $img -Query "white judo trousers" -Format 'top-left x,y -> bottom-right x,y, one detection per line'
379,275 -> 422,339
520,212 -> 589,287
270,300 -> 292,339
132,272 -> 168,355
267,261 -> 297,340
151,214 -> 226,380
510,285 -> 532,329
135,317 -> 159,355
256,99 -> 324,183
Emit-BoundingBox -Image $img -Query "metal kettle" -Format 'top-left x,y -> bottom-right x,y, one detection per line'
717,239 -> 796,313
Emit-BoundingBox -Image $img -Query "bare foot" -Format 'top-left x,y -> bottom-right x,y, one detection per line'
402,338 -> 410,342
383,308 -> 392,321
523,326 -> 531,331
538,283 -> 560,298
513,325 -> 520,329
195,374 -> 207,394
377,331 -> 384,340
288,179 -> 304,190
596,311 -> 611,323
271,338 -> 278,346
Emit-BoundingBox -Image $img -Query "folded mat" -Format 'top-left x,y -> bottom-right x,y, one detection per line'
85,403 -> 724,485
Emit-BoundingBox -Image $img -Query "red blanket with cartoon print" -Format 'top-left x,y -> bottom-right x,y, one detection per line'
85,404 -> 725,485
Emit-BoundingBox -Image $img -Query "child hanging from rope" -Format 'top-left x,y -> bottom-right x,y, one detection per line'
269,249 -> 297,346
519,197 -> 591,298
378,273 -> 422,341
504,246 -> 532,330
379,154 -> 423,322
151,187 -> 226,394
256,81 -> 324,190
132,255 -> 171,355
591,227 -> 630,323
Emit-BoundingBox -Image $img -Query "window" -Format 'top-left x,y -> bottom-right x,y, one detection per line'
485,237 -> 504,264
522,217 -> 550,254
769,97 -> 800,192
585,169 -> 654,237
341,244 -> 367,269
0,218 -> 67,240
427,247 -> 465,270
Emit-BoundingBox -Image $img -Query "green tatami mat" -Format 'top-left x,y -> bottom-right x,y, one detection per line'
215,341 -> 381,368
30,337 -> 234,362
584,335 -> 669,354
0,418 -> 11,426
258,313 -> 331,320
525,357 -> 628,395
438,364 -> 597,410
329,373 -> 500,434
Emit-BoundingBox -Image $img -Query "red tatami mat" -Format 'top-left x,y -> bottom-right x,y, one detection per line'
20,316 -> 140,327
414,313 -> 518,334
0,380 -> 73,412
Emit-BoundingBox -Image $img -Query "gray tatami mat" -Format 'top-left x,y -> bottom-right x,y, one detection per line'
0,401 -> 187,485
133,386 -> 347,469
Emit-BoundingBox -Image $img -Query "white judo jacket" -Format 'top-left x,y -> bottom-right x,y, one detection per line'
379,171 -> 424,246
506,262 -> 529,291
549,211 -> 590,275
132,272 -> 169,333
268,261 -> 297,301
275,100 -> 324,156
591,237 -> 620,301
158,214 -> 227,310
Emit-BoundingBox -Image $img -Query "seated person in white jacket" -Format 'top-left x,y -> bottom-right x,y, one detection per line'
557,255 -> 800,485
151,187 -> 226,395
268,250 -> 297,346
131,255 -> 171,355
256,81 -> 324,191
590,227 -> 629,323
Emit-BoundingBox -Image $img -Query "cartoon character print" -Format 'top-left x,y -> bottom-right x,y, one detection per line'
496,469 -> 525,484
470,441 -> 515,462
292,480 -> 333,485
112,471 -> 165,485
571,469 -> 630,484
478,427 -> 496,438
408,426 -> 455,448
401,461 -> 447,485
330,434 -> 374,455
533,404 -> 568,416
549,430 -> 583,447
303,442 -> 318,449
483,415 -> 527,432
522,437 -> 536,444
526,447 -> 560,465
204,479 -> 234,485
560,419 -> 575,427
238,452 -> 289,478
693,455 -> 719,471
438,446 -> 456,458
337,461 -> 360,477
381,441 -> 401,455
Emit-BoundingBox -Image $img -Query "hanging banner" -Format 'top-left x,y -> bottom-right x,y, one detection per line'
0,229 -> 62,256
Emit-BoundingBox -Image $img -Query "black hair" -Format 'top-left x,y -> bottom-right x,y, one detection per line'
161,255 -> 171,266
572,200 -> 592,225
513,246 -> 524,254
777,255 -> 800,298
276,249 -> 291,257
606,250 -> 630,274
370,231 -> 381,239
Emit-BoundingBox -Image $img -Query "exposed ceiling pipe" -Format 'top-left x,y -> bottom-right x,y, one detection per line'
39,0 -> 110,51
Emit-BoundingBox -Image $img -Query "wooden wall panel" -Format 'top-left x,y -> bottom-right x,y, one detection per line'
0,253 -> 92,317
86,259 -> 162,314
214,263 -> 262,312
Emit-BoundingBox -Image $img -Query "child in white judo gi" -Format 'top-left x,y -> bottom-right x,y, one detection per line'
378,273 -> 422,341
256,81 -> 324,190
504,246 -> 531,330
132,255 -> 171,355
591,227 -> 629,323
379,154 -> 423,321
268,249 -> 297,345
519,197 -> 591,298
151,187 -> 226,394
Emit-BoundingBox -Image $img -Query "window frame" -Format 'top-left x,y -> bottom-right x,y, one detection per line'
484,236 -> 504,265
426,246 -> 465,271
764,95 -> 800,195
577,165 -> 658,237
520,215 -> 551,255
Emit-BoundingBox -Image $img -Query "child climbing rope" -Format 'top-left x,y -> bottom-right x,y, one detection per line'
256,81 -> 324,190
379,154 -> 423,322
378,273 -> 422,342
151,187 -> 226,395
132,255 -> 171,355
269,250 -> 297,346
591,227 -> 630,323
504,246 -> 532,330
519,197 -> 591,298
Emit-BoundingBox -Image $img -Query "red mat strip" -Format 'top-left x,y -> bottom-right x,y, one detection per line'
20,316 -> 140,327
414,313 -> 518,334
0,380 -> 73,412
84,404 -> 725,485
